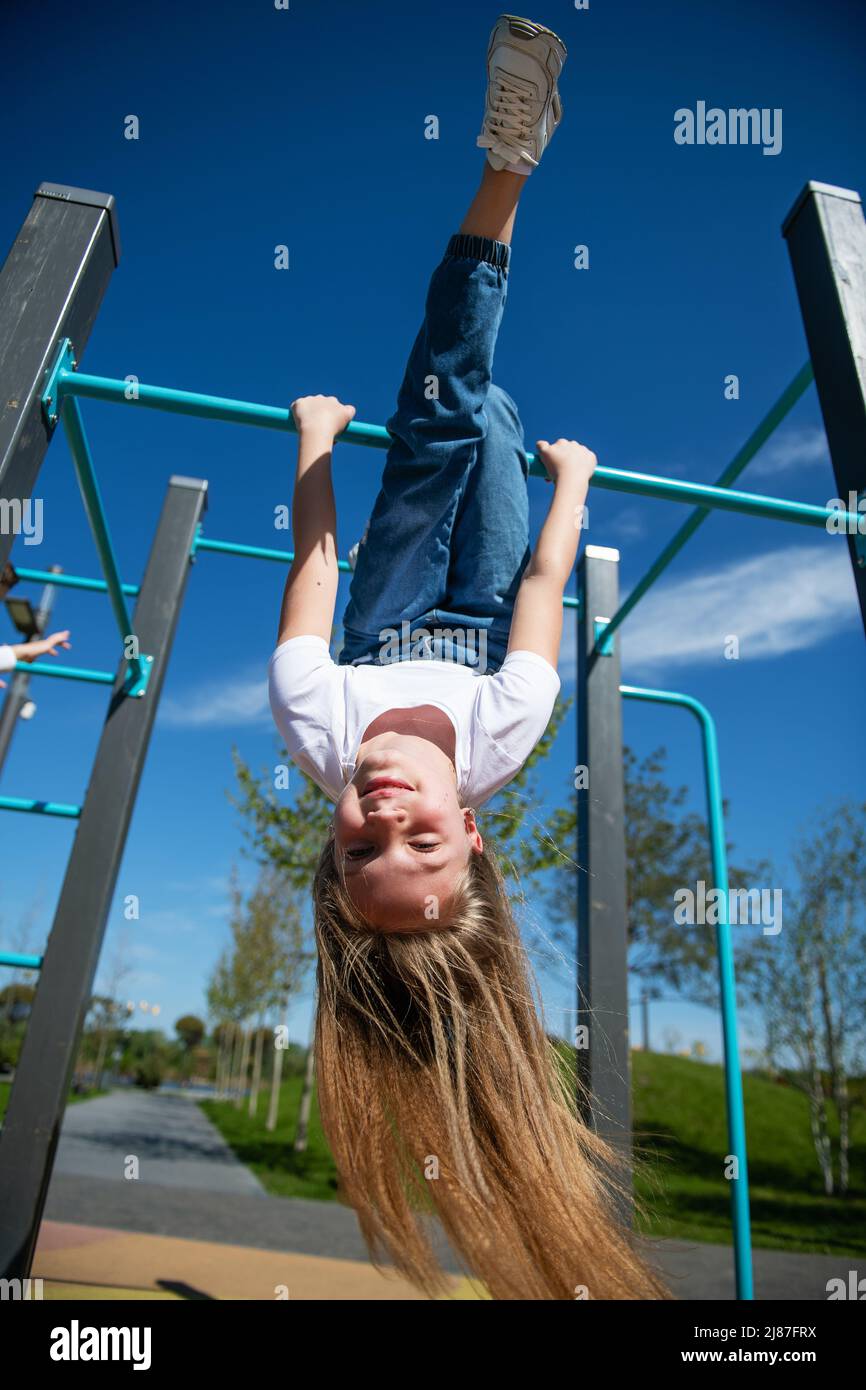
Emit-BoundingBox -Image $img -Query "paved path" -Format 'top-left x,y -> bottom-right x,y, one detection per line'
39,1088 -> 855,1300
51,1088 -> 264,1195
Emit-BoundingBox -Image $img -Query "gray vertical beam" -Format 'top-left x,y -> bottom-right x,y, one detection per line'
0,183 -> 120,569
783,182 -> 866,634
0,476 -> 207,1279
0,565 -> 61,779
576,545 -> 631,1201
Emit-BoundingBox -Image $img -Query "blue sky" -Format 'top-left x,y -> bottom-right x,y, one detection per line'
1,0 -> 864,1065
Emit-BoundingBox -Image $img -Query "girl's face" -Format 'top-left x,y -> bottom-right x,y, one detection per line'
333,735 -> 483,932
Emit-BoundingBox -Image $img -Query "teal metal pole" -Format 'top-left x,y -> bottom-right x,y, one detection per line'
192,535 -> 353,572
601,364 -> 816,651
191,532 -> 580,606
14,660 -> 114,685
0,796 -> 82,819
56,366 -> 391,451
620,683 -> 754,1301
14,565 -> 140,597
0,951 -> 43,970
54,365 -> 859,531
10,540 -> 582,611
59,396 -> 143,685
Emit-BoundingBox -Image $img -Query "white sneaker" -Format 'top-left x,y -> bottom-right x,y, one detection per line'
348,521 -> 370,571
476,14 -> 567,174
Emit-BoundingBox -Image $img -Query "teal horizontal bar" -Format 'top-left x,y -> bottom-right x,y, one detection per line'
194,535 -> 353,573
0,796 -> 82,819
15,661 -> 115,685
7,541 -> 580,613
57,367 -> 391,451
0,950 -> 43,970
56,369 -> 860,531
195,535 -> 581,610
14,565 -> 140,597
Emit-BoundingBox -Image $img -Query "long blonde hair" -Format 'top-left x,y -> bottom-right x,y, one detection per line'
312,835 -> 670,1300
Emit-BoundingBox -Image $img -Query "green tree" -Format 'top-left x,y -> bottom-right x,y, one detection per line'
120,1030 -> 170,1090
85,995 -> 131,1090
175,1015 -> 206,1086
740,801 -> 866,1195
524,744 -> 765,1003
206,864 -> 311,1126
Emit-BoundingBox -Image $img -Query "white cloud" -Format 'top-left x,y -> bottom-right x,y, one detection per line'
620,543 -> 858,676
750,426 -> 829,478
160,671 -> 270,728
603,506 -> 646,542
558,542 -> 859,684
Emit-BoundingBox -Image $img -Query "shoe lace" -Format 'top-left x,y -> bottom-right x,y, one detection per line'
487,72 -> 535,140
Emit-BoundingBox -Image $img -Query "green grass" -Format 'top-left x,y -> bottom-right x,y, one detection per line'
200,1074 -> 339,1202
203,1052 -> 866,1257
631,1051 -> 866,1256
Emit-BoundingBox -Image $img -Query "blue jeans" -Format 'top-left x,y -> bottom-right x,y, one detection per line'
338,232 -> 530,675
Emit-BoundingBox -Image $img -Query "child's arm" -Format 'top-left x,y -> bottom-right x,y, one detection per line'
276,395 -> 356,646
0,630 -> 71,687
506,439 -> 597,667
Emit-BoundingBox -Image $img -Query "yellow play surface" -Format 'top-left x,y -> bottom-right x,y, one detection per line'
33,1220 -> 486,1301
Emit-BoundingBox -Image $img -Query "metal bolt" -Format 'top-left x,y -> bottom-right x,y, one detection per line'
45,395 -> 52,405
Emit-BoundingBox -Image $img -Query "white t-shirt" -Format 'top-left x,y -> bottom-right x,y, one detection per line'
268,636 -> 561,807
0,645 -> 16,673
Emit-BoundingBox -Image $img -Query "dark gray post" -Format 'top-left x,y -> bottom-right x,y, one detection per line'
0,565 -> 61,778
576,545 -> 631,1200
0,183 -> 120,570
783,182 -> 866,634
0,476 -> 207,1278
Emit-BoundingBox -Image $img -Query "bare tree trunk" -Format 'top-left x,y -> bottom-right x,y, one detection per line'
806,1066 -> 833,1195
221,1026 -> 232,1098
836,1075 -> 850,1195
94,1029 -> 109,1091
234,1024 -> 253,1109
228,1022 -> 243,1101
294,1013 -> 317,1154
817,911 -> 852,1196
215,1028 -> 228,1098
267,1000 -> 291,1134
248,1018 -> 265,1118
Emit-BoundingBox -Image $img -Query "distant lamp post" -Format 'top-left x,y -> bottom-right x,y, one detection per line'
4,596 -> 39,639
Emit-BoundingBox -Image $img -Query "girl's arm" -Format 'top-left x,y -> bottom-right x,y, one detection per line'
506,439 -> 597,667
0,629 -> 71,686
276,395 -> 356,646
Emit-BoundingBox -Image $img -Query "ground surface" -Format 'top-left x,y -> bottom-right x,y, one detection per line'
28,1088 -> 852,1301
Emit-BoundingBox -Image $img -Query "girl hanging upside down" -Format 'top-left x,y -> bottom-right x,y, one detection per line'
268,14 -> 670,1300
